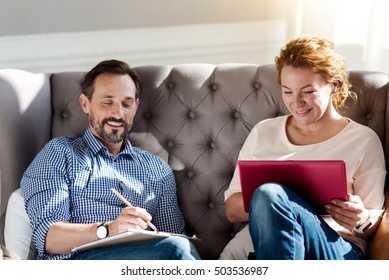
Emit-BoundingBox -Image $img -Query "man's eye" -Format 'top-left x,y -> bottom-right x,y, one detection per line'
122,103 -> 133,108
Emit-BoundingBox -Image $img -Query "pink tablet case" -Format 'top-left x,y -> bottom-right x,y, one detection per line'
238,160 -> 348,213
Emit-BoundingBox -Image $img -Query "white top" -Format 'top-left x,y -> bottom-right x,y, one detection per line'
224,115 -> 386,251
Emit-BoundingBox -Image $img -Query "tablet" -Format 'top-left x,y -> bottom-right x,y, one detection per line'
238,160 -> 348,213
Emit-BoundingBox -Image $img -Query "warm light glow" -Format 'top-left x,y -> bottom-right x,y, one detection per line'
2,69 -> 46,114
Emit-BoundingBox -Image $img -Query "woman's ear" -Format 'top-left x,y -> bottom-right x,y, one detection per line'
79,94 -> 89,114
332,81 -> 340,93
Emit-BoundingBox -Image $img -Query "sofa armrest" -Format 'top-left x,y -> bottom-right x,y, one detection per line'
366,208 -> 389,259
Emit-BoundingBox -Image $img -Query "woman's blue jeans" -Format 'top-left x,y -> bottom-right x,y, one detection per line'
249,183 -> 365,260
69,236 -> 200,260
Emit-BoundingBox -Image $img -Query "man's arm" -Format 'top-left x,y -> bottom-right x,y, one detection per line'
45,222 -> 100,254
46,205 -> 154,254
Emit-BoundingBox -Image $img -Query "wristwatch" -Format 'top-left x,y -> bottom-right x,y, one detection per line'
96,222 -> 109,239
353,218 -> 372,234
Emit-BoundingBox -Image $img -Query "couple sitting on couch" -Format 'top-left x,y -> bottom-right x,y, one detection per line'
20,35 -> 385,260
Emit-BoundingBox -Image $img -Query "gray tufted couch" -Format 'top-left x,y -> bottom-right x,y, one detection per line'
1,63 -> 389,260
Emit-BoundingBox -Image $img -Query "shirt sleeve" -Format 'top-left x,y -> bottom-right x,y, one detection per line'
352,129 -> 386,211
152,163 -> 186,234
20,138 -> 72,257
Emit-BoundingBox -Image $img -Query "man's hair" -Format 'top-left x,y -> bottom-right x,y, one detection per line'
81,59 -> 142,100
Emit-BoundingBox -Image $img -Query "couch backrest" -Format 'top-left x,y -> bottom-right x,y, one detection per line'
0,69 -> 52,246
49,64 -> 290,259
48,64 -> 389,259
1,64 -> 388,259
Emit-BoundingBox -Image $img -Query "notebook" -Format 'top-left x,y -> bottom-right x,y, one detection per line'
72,229 -> 200,252
238,160 -> 348,213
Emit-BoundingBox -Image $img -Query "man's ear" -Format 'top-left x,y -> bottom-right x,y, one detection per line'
79,94 -> 89,114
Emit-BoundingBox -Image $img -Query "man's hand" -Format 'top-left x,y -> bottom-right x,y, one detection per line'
107,206 -> 153,235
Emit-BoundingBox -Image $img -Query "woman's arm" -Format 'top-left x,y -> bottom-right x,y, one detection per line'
225,192 -> 249,223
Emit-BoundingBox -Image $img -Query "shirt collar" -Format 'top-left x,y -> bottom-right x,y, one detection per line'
82,128 -> 134,157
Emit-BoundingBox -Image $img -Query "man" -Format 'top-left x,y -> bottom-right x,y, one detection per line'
21,59 -> 200,260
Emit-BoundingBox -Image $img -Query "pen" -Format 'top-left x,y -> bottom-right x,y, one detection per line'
111,188 -> 158,232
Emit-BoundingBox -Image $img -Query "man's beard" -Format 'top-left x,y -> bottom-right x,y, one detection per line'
90,115 -> 131,144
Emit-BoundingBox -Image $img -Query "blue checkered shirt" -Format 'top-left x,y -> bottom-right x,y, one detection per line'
21,129 -> 185,260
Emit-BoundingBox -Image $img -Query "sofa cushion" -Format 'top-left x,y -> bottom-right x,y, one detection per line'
4,188 -> 35,260
0,244 -> 22,260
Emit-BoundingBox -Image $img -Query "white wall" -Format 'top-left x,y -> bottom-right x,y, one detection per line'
1,1 -> 387,73
0,20 -> 287,73
0,1 -> 288,72
0,0 -> 264,36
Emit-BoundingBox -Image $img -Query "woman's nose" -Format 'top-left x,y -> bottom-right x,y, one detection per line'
293,93 -> 304,105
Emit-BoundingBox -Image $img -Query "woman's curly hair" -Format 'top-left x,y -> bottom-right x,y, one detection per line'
275,35 -> 356,110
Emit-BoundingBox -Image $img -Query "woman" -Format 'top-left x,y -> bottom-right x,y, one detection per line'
222,35 -> 386,260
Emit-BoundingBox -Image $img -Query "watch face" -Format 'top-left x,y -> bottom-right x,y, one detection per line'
96,224 -> 108,239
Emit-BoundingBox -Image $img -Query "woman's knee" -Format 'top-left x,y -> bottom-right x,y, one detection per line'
251,183 -> 285,205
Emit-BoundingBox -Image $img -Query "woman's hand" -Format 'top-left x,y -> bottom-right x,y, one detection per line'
325,193 -> 370,231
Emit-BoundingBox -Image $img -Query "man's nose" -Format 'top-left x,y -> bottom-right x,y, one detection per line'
111,103 -> 124,118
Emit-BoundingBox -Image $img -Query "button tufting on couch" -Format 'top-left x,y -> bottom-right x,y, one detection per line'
1,63 -> 388,260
